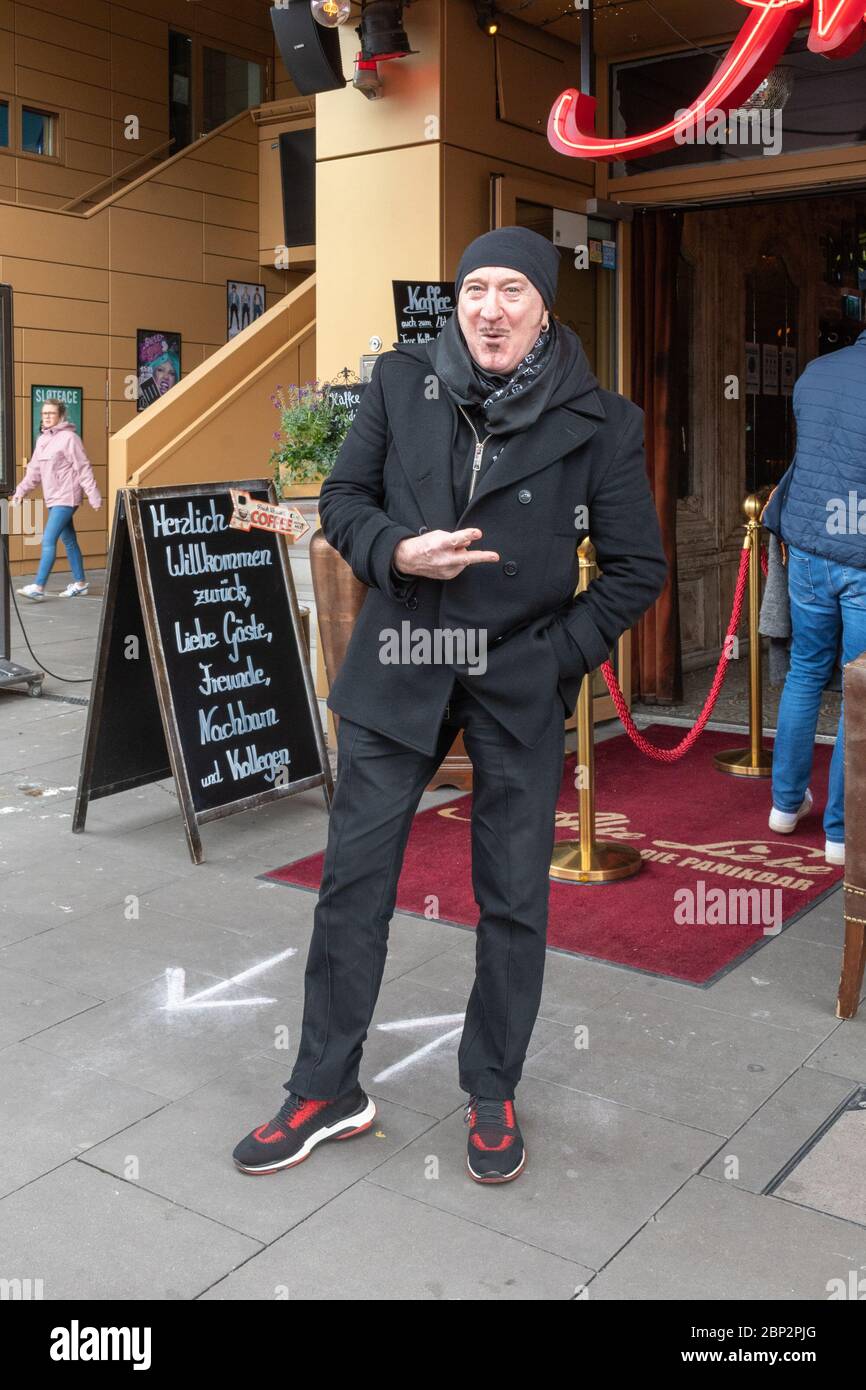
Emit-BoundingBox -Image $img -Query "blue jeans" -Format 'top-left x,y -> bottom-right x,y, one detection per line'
35,505 -> 85,587
772,544 -> 866,842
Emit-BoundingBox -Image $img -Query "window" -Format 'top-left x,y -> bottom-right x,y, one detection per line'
202,47 -> 263,133
169,31 -> 193,154
610,35 -> 866,177
21,106 -> 57,157
168,31 -> 267,152
0,101 -> 8,148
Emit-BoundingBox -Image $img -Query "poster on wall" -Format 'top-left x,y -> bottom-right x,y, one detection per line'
136,331 -> 181,413
227,281 -> 265,340
392,281 -> 455,344
780,347 -> 797,397
745,343 -> 760,397
31,385 -> 83,451
762,343 -> 779,397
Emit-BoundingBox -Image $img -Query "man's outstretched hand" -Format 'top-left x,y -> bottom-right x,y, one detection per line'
393,528 -> 500,581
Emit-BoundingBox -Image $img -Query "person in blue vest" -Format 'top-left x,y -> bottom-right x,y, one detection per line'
768,329 -> 866,868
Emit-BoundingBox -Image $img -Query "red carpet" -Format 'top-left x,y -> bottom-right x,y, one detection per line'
266,725 -> 843,984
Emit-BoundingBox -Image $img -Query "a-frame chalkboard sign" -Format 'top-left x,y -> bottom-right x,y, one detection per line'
73,480 -> 333,863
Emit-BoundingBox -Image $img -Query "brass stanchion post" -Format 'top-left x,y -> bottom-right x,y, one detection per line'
714,493 -> 772,778
550,540 -> 643,884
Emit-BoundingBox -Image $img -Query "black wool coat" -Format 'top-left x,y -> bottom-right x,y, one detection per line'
318,339 -> 668,755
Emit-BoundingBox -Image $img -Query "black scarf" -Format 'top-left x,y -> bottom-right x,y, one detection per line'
427,311 -> 566,436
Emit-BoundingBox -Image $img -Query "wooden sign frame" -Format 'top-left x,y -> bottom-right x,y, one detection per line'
73,481 -> 333,864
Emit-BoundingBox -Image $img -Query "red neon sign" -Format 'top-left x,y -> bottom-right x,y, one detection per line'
547,0 -> 866,162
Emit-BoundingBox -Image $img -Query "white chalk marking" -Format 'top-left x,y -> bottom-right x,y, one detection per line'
162,947 -> 297,1011
373,1012 -> 465,1082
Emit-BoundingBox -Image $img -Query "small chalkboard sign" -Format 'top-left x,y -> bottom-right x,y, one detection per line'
73,480 -> 332,863
392,280 -> 455,344
324,381 -> 368,422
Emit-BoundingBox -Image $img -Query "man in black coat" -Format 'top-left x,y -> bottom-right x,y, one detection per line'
233,226 -> 667,1183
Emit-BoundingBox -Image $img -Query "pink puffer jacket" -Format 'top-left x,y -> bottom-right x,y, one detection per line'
13,420 -> 102,510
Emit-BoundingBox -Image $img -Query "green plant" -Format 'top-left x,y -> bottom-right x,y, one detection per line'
269,379 -> 355,491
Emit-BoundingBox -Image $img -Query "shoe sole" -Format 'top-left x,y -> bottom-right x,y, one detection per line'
466,1149 -> 527,1185
233,1097 -> 377,1175
17,592 -> 45,602
769,790 -> 813,835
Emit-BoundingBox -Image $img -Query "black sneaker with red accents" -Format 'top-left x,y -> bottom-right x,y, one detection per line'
232,1083 -> 376,1175
464,1095 -> 526,1183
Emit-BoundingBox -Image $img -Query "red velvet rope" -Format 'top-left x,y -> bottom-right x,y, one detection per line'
600,543 -> 753,762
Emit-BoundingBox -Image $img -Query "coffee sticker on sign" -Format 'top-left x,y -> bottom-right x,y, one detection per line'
229,490 -> 309,541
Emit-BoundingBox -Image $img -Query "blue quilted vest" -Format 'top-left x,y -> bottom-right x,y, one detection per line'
781,331 -> 866,570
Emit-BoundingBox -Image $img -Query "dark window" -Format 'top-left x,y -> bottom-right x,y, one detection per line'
0,101 -> 8,147
611,35 -> 866,177
169,31 -> 193,153
202,47 -> 263,133
21,107 -> 56,156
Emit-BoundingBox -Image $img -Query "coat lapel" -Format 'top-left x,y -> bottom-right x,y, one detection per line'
386,356 -> 606,532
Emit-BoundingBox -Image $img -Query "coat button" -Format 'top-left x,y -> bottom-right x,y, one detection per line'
405,594 -> 418,609
503,561 -> 518,576
518,489 -> 532,504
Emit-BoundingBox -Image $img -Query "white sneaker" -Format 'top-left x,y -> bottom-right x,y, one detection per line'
17,583 -> 45,602
59,582 -> 88,597
769,787 -> 813,834
825,839 -> 845,867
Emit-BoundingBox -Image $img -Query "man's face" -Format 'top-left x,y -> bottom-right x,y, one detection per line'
457,267 -> 547,375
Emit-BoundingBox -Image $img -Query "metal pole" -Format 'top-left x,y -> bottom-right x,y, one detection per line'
581,3 -> 595,98
714,494 -> 771,778
550,540 -> 643,884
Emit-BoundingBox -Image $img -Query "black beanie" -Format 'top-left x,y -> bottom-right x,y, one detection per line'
454,226 -> 561,310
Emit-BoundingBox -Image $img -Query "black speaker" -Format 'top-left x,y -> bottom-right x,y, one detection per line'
279,129 -> 316,248
270,2 -> 346,96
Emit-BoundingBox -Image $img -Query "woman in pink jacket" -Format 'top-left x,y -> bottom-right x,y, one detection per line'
11,399 -> 102,600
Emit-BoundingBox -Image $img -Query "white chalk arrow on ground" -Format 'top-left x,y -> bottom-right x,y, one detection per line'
162,947 -> 298,1011
373,1012 -> 466,1082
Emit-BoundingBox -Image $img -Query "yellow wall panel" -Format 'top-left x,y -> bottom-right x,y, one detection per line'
316,144 -> 440,380
3,259 -> 108,301
109,33 -> 167,101
203,222 -> 257,259
0,42 -> 12,89
15,67 -> 111,117
157,154 -> 257,201
14,1 -> 108,56
16,159 -> 95,200
107,5 -> 166,48
20,0 -> 111,29
106,205 -> 204,280
109,91 -> 168,138
22,329 -> 108,369
117,178 -> 203,221
65,139 -> 115,178
65,109 -> 112,147
110,273 -> 225,343
202,191 -> 257,232
0,0 -> 13,31
193,132 -> 258,174
15,34 -> 110,88
14,291 -> 108,335
0,204 -> 107,265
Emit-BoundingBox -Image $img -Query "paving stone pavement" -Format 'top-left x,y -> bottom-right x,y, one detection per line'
0,574 -> 863,1301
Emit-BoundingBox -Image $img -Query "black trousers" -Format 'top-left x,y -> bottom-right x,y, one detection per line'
286,680 -> 566,1101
